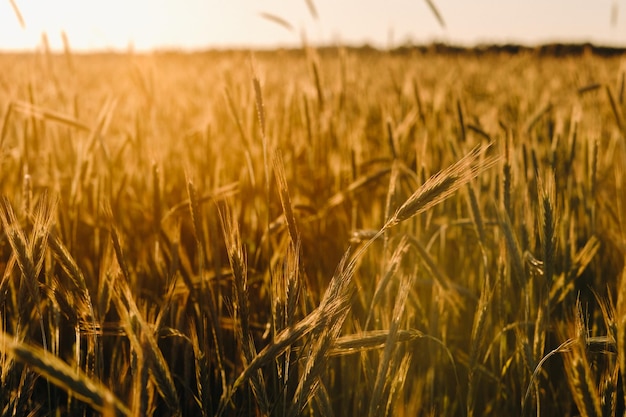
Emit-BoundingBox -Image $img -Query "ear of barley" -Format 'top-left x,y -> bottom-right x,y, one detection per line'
388,143 -> 497,228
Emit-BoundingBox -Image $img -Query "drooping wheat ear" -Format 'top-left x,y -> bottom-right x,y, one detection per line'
386,143 -> 498,229
0,330 -> 131,416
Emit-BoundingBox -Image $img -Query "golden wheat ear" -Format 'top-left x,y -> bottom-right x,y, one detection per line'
386,143 -> 498,229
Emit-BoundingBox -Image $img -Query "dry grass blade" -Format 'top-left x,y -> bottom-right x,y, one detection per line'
162,182 -> 238,221
304,0 -> 319,19
12,100 -> 90,131
9,0 -> 25,28
258,12 -> 294,32
0,330 -> 130,416
329,329 -> 424,355
315,167 -> 391,219
387,143 -> 497,227
424,0 -> 446,28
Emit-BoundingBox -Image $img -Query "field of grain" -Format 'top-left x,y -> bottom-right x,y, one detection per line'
0,46 -> 625,416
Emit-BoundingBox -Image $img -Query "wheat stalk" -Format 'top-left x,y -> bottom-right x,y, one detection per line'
0,330 -> 131,416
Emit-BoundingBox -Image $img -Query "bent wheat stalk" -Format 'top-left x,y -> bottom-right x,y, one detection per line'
0,330 -> 131,416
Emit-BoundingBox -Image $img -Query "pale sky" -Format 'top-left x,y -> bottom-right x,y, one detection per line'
0,0 -> 624,52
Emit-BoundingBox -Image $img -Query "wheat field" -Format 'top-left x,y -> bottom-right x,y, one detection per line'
0,46 -> 625,416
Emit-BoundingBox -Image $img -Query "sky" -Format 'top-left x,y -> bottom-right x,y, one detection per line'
0,0 -> 624,52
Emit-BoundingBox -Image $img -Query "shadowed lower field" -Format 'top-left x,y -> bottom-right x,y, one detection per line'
0,47 -> 625,416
